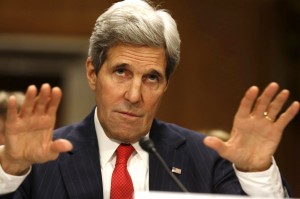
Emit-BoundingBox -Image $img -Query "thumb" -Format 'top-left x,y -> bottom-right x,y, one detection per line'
51,139 -> 73,153
203,136 -> 227,156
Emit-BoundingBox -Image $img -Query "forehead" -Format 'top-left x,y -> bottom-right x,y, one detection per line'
106,43 -> 167,70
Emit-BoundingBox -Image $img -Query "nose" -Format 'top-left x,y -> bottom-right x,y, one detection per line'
124,79 -> 142,104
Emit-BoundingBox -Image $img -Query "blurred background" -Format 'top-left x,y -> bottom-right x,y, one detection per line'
0,0 -> 299,196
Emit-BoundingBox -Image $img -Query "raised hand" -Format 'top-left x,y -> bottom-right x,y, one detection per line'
204,82 -> 299,171
0,84 -> 73,175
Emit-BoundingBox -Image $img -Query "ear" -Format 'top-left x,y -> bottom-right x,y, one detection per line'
86,57 -> 97,91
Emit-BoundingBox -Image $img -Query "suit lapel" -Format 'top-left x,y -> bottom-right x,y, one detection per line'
56,114 -> 187,196
58,110 -> 104,199
149,119 -> 187,191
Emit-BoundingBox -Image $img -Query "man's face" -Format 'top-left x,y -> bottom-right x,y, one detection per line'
86,43 -> 168,143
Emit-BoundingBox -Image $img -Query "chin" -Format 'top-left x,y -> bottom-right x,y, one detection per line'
114,131 -> 147,143
116,136 -> 139,144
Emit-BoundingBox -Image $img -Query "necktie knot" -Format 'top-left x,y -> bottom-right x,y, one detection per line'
116,144 -> 134,165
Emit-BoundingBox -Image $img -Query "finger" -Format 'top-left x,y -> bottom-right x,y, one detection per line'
235,86 -> 259,119
51,139 -> 73,153
34,84 -> 51,115
252,82 -> 279,117
276,101 -> 300,132
6,96 -> 18,123
265,89 -> 289,121
47,87 -> 62,116
203,136 -> 227,157
19,85 -> 38,118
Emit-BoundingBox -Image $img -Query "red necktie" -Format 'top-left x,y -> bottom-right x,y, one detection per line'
110,144 -> 135,199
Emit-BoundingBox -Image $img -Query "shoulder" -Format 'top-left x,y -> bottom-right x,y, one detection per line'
52,109 -> 96,145
151,119 -> 207,142
150,119 -> 215,158
151,119 -> 228,172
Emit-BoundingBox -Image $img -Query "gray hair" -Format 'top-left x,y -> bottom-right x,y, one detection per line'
0,91 -> 25,118
88,0 -> 181,80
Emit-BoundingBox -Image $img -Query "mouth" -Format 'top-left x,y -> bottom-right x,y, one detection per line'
116,111 -> 142,118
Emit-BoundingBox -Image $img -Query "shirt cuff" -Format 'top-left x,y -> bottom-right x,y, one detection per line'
233,157 -> 285,198
0,157 -> 31,195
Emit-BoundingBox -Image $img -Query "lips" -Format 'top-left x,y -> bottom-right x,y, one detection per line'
116,111 -> 142,118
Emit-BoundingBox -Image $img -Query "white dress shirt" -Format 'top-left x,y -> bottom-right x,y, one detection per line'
94,110 -> 149,199
0,108 -> 285,198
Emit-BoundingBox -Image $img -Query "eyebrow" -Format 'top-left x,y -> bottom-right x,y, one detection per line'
109,61 -> 165,79
111,63 -> 128,69
147,69 -> 163,79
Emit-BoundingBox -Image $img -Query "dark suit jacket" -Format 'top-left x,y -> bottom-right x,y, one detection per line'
1,109 -> 288,198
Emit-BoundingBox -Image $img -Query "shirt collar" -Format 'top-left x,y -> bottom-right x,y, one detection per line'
93,107 -> 149,169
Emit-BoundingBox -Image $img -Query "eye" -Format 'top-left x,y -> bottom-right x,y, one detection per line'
112,66 -> 131,83
115,68 -> 126,76
143,71 -> 163,89
147,74 -> 159,82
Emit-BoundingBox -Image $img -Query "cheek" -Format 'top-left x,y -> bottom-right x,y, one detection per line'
95,78 -> 123,107
144,91 -> 164,112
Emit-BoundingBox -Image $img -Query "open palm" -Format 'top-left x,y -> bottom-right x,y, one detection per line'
0,84 -> 72,175
204,82 -> 299,171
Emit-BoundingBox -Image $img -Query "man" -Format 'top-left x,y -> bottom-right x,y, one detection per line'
0,0 -> 299,198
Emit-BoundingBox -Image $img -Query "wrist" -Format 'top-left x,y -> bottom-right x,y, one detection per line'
0,146 -> 31,175
235,159 -> 273,172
